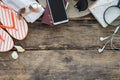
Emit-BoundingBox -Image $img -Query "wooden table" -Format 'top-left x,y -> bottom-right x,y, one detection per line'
0,14 -> 120,80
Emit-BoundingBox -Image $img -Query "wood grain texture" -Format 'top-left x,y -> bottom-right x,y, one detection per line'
0,13 -> 120,80
14,20 -> 120,50
0,50 -> 120,80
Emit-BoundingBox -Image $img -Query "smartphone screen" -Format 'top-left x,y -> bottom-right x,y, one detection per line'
47,0 -> 68,25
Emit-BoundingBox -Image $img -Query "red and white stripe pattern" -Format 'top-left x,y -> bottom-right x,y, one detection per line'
0,2 -> 28,40
0,28 -> 14,52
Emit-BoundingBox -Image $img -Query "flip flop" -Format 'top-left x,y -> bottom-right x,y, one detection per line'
0,2 -> 28,40
0,28 -> 14,52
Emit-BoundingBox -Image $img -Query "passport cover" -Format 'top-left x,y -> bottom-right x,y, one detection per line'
41,0 -> 68,26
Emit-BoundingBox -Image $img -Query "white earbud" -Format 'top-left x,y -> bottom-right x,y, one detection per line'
100,36 -> 110,41
98,45 -> 106,53
98,26 -> 120,53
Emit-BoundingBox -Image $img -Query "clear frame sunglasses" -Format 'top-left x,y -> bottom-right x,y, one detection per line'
18,3 -> 41,16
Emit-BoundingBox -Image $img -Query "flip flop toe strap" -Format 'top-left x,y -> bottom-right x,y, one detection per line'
0,4 -> 15,29
0,35 -> 4,41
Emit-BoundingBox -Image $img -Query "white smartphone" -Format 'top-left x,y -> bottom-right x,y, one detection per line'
47,0 -> 69,25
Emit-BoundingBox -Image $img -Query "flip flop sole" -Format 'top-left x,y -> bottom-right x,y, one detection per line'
0,2 -> 28,40
0,28 -> 14,52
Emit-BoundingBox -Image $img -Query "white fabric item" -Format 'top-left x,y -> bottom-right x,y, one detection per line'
2,0 -> 45,23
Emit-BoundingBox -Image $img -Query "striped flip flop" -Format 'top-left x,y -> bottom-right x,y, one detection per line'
0,2 -> 28,40
0,28 -> 14,52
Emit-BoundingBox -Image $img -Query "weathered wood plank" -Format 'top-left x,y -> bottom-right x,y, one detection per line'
0,50 -> 120,80
13,20 -> 120,50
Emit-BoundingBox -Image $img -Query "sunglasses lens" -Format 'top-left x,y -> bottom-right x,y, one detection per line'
104,6 -> 120,26
29,3 -> 40,12
30,3 -> 38,9
19,8 -> 26,14
33,4 -> 38,9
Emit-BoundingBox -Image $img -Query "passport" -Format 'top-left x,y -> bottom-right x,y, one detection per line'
41,0 -> 68,26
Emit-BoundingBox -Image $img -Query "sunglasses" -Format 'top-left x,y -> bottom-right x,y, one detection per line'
19,3 -> 41,16
74,0 -> 96,11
